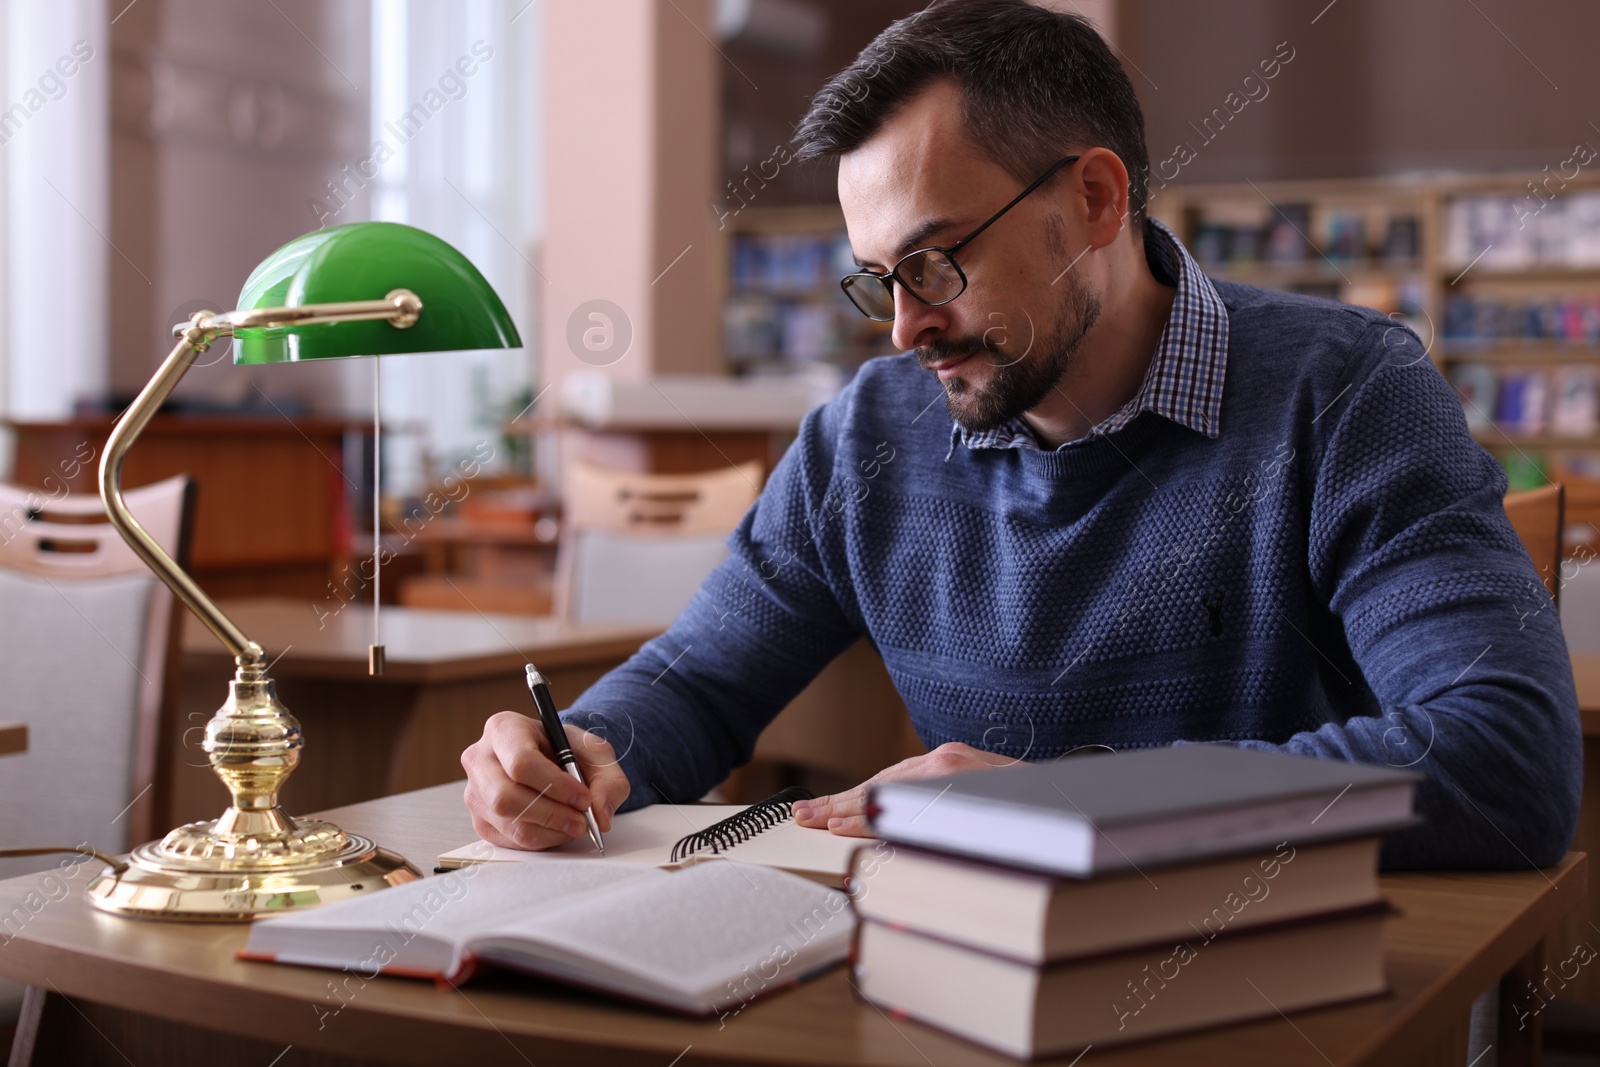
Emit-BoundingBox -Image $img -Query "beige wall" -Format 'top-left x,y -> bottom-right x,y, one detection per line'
109,0 -> 368,413
1121,0 -> 1600,183
539,0 -> 720,391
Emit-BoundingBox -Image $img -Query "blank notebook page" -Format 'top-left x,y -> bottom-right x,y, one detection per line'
670,817 -> 861,876
447,805 -> 749,867
441,805 -> 860,881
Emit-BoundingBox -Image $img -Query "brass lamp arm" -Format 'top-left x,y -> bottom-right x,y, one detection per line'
203,289 -> 421,333
96,289 -> 423,669
99,325 -> 264,666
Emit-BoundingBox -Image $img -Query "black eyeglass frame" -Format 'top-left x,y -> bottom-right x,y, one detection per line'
839,154 -> 1083,322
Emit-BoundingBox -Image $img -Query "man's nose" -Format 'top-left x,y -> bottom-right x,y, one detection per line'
890,286 -> 950,352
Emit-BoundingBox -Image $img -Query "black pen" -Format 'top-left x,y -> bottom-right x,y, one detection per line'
525,663 -> 605,853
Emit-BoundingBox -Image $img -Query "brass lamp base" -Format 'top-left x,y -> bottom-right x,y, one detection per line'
86,829 -> 417,921
84,663 -> 422,921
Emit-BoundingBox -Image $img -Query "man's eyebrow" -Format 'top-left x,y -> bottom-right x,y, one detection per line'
852,217 -> 957,268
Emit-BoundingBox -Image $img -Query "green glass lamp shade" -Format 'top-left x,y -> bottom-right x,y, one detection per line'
232,222 -> 521,363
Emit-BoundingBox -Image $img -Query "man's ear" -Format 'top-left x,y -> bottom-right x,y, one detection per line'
1074,147 -> 1132,251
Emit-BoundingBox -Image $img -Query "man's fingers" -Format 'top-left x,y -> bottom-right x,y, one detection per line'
826,814 -> 875,838
567,724 -> 630,832
470,811 -> 566,852
494,777 -> 585,833
794,785 -> 867,828
464,734 -> 591,846
584,768 -> 629,833
492,713 -> 591,811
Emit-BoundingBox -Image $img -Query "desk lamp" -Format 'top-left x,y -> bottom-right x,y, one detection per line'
89,222 -> 522,919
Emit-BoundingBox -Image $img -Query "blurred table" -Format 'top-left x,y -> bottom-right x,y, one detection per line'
0,723 -> 26,756
173,597 -> 659,827
401,516 -> 558,615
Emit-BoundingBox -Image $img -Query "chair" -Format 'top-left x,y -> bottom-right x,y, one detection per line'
0,475 -> 193,876
554,461 -> 762,624
1503,483 -> 1565,606
552,461 -> 922,802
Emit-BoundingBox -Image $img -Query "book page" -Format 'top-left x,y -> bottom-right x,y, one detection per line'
473,861 -> 854,1010
246,860 -> 665,972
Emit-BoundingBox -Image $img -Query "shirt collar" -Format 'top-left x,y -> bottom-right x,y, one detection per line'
950,216 -> 1229,454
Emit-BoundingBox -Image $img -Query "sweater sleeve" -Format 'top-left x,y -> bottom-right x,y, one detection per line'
557,403 -> 861,810
1230,322 -> 1581,869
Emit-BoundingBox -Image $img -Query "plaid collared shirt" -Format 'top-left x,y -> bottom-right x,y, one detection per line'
952,216 -> 1229,453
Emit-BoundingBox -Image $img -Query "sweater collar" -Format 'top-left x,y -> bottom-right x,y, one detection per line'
950,217 -> 1229,454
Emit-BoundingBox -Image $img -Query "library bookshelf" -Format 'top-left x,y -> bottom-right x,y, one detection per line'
717,170 -> 1600,494
714,203 -> 895,377
1150,171 -> 1600,492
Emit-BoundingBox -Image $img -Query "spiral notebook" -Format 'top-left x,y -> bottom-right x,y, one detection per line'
437,787 -> 859,888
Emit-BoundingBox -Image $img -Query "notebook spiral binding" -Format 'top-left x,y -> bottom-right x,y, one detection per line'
669,786 -> 816,863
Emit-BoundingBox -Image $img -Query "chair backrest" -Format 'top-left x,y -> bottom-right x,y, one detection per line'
555,462 -> 761,624
1504,483 -> 1565,607
0,475 -> 193,874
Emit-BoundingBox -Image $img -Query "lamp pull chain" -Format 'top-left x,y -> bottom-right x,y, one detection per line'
369,356 -> 386,676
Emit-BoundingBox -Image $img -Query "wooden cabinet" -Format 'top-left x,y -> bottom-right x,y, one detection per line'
6,415 -> 367,597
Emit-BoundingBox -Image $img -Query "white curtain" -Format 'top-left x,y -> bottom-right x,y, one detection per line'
0,0 -> 109,471
367,0 -> 541,496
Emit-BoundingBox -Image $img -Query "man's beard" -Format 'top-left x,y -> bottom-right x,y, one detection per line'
917,272 -> 1101,434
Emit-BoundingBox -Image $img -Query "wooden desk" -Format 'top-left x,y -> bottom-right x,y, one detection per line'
173,598 -> 659,827
0,722 -> 26,755
0,782 -> 1585,1067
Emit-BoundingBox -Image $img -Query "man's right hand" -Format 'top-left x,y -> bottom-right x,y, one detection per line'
461,711 -> 632,851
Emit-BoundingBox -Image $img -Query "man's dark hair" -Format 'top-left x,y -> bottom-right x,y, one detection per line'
792,0 -> 1150,232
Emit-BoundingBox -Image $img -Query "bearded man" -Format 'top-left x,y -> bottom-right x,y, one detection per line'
461,0 -> 1579,870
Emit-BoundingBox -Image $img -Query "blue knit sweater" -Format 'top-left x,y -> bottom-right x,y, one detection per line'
562,285 -> 1582,871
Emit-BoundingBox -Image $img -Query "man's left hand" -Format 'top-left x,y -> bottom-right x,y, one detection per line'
791,741 -> 1020,836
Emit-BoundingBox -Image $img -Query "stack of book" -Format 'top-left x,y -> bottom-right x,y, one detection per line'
850,745 -> 1421,1059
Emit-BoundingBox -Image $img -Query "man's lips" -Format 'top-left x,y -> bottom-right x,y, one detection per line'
924,349 -> 979,380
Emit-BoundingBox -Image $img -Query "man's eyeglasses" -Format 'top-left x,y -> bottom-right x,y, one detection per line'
839,154 -> 1082,322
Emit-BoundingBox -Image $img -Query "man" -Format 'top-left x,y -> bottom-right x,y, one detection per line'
463,0 -> 1579,869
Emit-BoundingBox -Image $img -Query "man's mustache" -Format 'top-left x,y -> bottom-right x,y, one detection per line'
915,335 -> 994,370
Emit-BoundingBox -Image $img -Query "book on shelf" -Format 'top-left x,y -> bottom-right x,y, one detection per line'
1442,294 -> 1600,344
242,858 -> 853,1016
866,745 -> 1420,878
437,787 -> 859,889
1321,208 -> 1367,259
851,902 -> 1389,1060
1495,371 -> 1549,436
847,835 -> 1382,965
1551,367 -> 1600,437
1381,214 -> 1420,261
1449,362 -> 1499,430
1444,190 -> 1600,271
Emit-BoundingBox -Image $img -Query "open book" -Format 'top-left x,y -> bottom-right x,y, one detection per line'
438,788 -> 860,888
242,858 -> 854,1016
